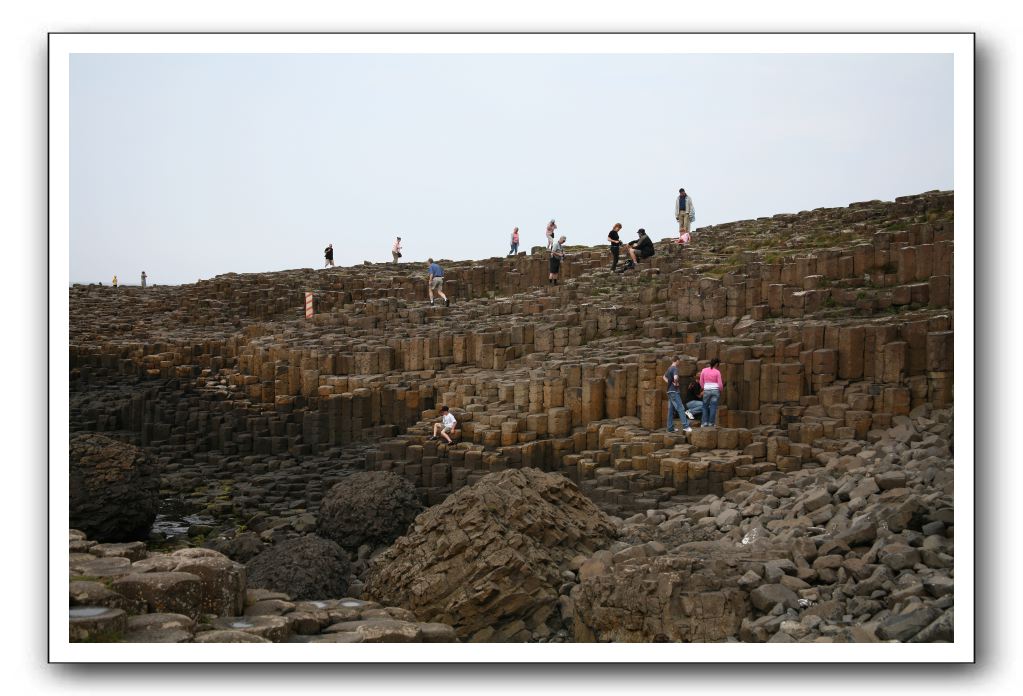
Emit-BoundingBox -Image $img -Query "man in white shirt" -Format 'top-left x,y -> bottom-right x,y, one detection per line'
392,237 -> 402,264
429,405 -> 458,443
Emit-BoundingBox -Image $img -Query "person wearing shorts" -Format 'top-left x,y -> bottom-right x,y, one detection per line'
427,258 -> 449,306
429,405 -> 457,443
620,228 -> 654,271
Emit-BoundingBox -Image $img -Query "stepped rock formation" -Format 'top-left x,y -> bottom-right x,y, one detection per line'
69,432 -> 159,542
68,190 -> 956,642
365,468 -> 617,641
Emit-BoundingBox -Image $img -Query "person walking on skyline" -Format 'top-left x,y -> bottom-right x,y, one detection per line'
427,258 -> 449,306
607,222 -> 623,272
111,275 -> 118,288
324,243 -> 334,267
141,271 -> 147,288
546,219 -> 557,251
392,237 -> 403,264
675,187 -> 696,242
549,234 -> 566,285
509,227 -> 520,256
663,355 -> 692,433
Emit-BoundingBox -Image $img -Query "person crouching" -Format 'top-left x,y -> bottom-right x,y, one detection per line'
429,405 -> 458,443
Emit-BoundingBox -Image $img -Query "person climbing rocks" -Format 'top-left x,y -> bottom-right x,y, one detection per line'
392,237 -> 403,264
324,243 -> 334,267
427,258 -> 449,306
549,234 -> 566,285
509,227 -> 520,256
429,405 -> 458,443
619,228 -> 654,272
607,222 -> 623,272
546,219 -> 557,251
684,375 -> 704,423
699,357 -> 724,427
675,187 -> 696,242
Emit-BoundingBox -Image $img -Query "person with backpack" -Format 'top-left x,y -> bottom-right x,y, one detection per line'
675,187 -> 696,241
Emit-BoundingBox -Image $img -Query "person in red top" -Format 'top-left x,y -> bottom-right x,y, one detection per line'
509,227 -> 519,256
699,358 -> 724,427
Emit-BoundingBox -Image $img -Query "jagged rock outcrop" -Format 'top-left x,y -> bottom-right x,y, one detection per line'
245,534 -> 352,600
316,470 -> 423,551
365,468 -> 618,641
69,432 -> 159,542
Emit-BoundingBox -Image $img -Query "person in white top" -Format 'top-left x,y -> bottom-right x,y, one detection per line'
392,237 -> 402,264
429,405 -> 458,443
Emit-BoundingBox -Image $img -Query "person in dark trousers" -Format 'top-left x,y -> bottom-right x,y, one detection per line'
699,358 -> 724,427
549,234 -> 566,285
683,376 -> 703,422
509,227 -> 519,256
662,355 -> 692,433
427,258 -> 449,306
324,244 -> 334,267
619,228 -> 654,272
607,223 -> 623,271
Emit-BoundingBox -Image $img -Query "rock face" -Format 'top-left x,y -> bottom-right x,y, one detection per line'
365,468 -> 618,641
69,432 -> 159,542
316,471 -> 423,552
245,535 -> 352,601
568,541 -> 762,642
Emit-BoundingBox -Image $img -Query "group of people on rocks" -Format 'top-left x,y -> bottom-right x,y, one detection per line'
663,355 -> 723,431
108,272 -> 147,288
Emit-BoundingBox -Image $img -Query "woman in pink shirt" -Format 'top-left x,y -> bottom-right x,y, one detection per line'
699,358 -> 724,427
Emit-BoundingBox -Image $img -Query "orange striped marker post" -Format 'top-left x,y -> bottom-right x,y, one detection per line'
305,292 -> 314,318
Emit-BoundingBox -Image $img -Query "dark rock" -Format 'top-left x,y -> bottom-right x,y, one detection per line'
317,470 -> 423,552
246,534 -> 351,600
69,433 -> 159,542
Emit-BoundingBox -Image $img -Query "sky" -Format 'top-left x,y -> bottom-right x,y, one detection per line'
69,51 -> 953,285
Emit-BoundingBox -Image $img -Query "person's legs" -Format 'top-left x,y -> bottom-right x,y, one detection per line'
441,426 -> 453,444
428,282 -> 435,303
703,391 -> 719,426
610,245 -> 619,271
666,391 -> 687,431
432,422 -> 441,437
685,400 -> 703,421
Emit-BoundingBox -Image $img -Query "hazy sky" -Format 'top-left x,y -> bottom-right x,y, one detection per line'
70,52 -> 953,285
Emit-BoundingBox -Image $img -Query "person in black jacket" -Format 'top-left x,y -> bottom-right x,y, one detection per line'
619,228 -> 654,272
683,377 -> 704,422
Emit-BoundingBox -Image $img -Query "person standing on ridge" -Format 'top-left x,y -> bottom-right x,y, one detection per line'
509,227 -> 520,256
140,271 -> 147,288
549,234 -> 566,285
699,357 -> 724,427
607,223 -> 623,272
111,275 -> 118,288
662,355 -> 692,433
392,237 -> 403,264
427,258 -> 449,306
546,219 -> 557,251
324,243 -> 334,267
675,187 -> 696,242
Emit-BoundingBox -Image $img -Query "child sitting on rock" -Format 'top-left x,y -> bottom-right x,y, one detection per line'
429,405 -> 458,443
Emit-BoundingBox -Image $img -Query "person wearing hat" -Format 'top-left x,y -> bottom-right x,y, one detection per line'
619,228 -> 654,272
392,237 -> 403,264
546,219 -> 557,251
675,188 -> 696,241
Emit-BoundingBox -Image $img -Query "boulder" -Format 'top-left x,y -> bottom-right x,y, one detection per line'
317,470 -> 423,551
69,433 -> 159,543
110,572 -> 203,619
246,534 -> 352,601
365,468 -> 617,641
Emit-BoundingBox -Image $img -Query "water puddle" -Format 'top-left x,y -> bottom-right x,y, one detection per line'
70,606 -> 110,618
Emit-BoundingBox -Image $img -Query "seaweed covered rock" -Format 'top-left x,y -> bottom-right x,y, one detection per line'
246,535 -> 352,600
316,471 -> 423,552
365,468 -> 617,641
69,432 -> 159,542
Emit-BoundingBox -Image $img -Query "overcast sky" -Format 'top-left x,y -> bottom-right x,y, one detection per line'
69,52 -> 952,285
